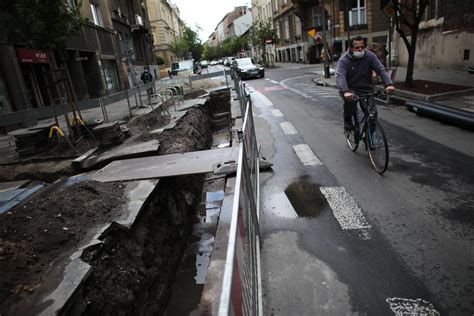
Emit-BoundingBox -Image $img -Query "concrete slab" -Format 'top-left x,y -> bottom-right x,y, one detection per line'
176,98 -> 207,112
0,182 -> 45,214
150,110 -> 187,134
0,180 -> 31,192
90,147 -> 237,182
38,259 -> 92,316
76,140 -> 160,170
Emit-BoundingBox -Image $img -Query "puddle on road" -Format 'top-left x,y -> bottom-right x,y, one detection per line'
284,176 -> 329,218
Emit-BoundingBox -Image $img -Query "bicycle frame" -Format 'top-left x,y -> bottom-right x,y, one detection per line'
352,94 -> 377,147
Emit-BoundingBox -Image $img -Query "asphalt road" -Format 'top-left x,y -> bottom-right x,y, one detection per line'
232,64 -> 474,315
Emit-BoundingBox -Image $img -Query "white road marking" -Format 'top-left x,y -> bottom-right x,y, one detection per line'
279,122 -> 298,135
319,186 -> 372,239
321,95 -> 339,98
386,298 -> 440,316
293,144 -> 322,166
270,80 -> 279,84
250,91 -> 274,107
271,109 -> 284,117
265,78 -> 270,81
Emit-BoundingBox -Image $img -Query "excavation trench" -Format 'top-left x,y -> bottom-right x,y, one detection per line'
0,88 -> 232,315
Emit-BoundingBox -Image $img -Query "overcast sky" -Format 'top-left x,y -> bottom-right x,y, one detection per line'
170,0 -> 250,41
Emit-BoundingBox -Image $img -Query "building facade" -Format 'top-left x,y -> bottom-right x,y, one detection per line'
147,0 -> 182,70
274,0 -> 308,63
292,0 -> 391,64
0,0 -> 156,131
395,0 -> 474,71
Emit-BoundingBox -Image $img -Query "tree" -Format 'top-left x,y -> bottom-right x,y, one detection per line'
393,0 -> 429,85
249,19 -> 278,65
0,0 -> 86,49
169,24 -> 203,61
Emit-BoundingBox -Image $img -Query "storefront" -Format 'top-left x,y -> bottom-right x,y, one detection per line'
16,48 -> 51,108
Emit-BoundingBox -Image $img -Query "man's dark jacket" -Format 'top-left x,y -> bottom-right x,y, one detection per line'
336,50 -> 392,94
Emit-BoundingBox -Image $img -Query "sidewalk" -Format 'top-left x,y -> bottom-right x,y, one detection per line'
313,65 -> 474,114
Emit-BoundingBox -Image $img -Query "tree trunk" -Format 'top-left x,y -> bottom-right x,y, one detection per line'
405,31 -> 418,85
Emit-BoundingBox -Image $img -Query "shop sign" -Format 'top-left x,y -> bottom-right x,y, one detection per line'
16,48 -> 49,64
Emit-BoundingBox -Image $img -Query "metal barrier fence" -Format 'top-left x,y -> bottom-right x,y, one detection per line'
218,79 -> 262,316
0,68 -> 232,130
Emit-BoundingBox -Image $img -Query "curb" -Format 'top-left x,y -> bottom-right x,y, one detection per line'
313,76 -> 337,88
394,87 -> 474,102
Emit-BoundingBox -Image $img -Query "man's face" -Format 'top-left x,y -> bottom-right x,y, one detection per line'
351,40 -> 365,52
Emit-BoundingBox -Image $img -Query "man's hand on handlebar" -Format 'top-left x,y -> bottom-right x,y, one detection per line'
343,92 -> 354,101
385,85 -> 396,94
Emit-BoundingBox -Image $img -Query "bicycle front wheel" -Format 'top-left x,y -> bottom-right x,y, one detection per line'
345,116 -> 359,152
367,121 -> 389,173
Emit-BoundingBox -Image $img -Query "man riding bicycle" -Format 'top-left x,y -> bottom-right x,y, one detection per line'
335,36 -> 395,132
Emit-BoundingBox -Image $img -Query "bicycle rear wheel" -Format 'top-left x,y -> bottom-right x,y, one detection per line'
345,116 -> 359,152
367,121 -> 389,173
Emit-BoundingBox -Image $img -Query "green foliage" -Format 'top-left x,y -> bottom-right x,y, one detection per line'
155,55 -> 165,65
0,0 -> 86,49
202,36 -> 249,60
249,18 -> 278,51
169,24 -> 203,61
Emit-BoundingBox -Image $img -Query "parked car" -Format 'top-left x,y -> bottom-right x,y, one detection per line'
231,58 -> 264,79
200,60 -> 209,68
210,60 -> 218,66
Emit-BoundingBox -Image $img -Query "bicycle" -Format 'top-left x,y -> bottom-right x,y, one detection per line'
344,92 -> 389,174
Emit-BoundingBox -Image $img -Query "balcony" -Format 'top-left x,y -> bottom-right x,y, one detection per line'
66,23 -> 116,55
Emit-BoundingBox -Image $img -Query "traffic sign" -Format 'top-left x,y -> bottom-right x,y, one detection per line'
382,1 -> 395,18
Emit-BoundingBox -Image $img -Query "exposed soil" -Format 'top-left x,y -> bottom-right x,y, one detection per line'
0,89 -> 224,315
0,158 -> 75,183
0,181 -> 126,314
395,80 -> 471,95
65,175 -> 204,315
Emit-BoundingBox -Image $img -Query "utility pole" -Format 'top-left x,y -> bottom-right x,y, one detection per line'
321,0 -> 330,78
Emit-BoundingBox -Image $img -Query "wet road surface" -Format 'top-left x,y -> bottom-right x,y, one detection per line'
242,65 -> 474,315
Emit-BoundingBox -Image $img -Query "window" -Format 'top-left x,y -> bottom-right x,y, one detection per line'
311,7 -> 322,27
91,3 -> 103,26
424,0 -> 445,21
284,18 -> 290,40
464,49 -> 470,61
295,16 -> 302,38
349,0 -> 366,26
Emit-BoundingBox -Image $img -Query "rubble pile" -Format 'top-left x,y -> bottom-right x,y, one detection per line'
10,124 -> 54,157
92,121 -> 128,147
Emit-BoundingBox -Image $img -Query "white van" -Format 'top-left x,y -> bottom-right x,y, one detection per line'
170,59 -> 194,77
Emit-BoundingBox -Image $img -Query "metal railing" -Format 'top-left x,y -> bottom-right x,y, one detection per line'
218,79 -> 262,315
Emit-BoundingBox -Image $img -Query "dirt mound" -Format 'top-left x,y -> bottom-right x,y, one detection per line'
0,181 -> 126,314
158,107 -> 212,154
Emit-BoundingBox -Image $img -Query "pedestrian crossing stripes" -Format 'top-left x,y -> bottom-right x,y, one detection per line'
271,109 -> 284,117
319,186 -> 372,239
293,144 -> 322,166
279,122 -> 298,135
